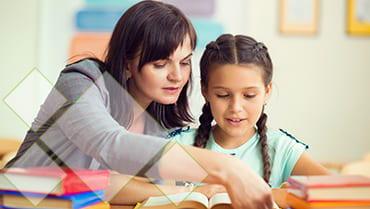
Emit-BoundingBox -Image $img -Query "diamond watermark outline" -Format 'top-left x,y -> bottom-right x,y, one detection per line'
2,65 -> 211,206
142,141 -> 209,208
3,67 -> 58,131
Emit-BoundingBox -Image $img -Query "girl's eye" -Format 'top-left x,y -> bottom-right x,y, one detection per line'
244,94 -> 256,98
216,94 -> 229,98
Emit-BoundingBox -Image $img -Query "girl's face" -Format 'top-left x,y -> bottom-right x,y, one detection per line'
126,36 -> 192,108
203,64 -> 272,143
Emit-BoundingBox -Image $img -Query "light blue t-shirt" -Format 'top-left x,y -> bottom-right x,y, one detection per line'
171,128 -> 307,188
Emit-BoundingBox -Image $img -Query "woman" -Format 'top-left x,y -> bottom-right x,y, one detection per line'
6,1 -> 273,208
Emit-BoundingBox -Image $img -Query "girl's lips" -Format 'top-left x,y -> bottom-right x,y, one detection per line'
163,87 -> 179,94
227,118 -> 245,126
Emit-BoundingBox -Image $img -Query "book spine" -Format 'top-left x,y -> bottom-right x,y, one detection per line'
286,193 -> 309,209
286,185 -> 308,200
286,178 -> 308,190
60,189 -> 105,209
62,173 -> 110,194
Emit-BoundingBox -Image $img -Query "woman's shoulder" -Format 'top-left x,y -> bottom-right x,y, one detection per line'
61,59 -> 103,81
55,59 -> 106,103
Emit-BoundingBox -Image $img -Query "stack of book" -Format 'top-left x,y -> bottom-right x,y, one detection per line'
286,175 -> 370,209
0,166 -> 111,209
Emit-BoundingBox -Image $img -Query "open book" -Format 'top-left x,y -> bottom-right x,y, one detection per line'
139,192 -> 279,209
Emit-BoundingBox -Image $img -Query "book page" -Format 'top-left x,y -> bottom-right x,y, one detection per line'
209,193 -> 279,209
144,192 -> 208,208
209,193 -> 231,208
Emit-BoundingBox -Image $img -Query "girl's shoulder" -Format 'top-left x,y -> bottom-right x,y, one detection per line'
167,126 -> 197,146
267,129 -> 309,150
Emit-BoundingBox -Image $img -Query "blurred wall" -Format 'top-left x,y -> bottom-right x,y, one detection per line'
0,0 -> 369,163
245,0 -> 370,162
0,0 -> 39,140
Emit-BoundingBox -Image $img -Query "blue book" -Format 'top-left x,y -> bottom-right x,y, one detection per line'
75,8 -> 125,31
1,190 -> 104,209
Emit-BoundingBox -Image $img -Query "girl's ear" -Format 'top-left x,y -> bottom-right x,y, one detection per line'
264,82 -> 272,103
201,82 -> 208,102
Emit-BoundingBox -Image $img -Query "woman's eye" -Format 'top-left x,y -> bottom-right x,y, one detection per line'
181,61 -> 191,66
153,63 -> 166,68
216,94 -> 229,98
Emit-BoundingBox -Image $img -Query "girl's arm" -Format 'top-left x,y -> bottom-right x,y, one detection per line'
291,151 -> 332,175
272,188 -> 288,209
273,151 -> 332,208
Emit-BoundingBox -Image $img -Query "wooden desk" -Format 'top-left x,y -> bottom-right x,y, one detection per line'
0,197 -> 135,209
111,204 -> 135,209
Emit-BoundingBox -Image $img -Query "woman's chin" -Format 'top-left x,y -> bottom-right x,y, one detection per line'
155,98 -> 178,105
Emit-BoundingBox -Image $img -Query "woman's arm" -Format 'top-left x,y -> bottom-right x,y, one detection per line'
159,143 -> 274,209
106,173 -> 226,205
106,174 -> 188,204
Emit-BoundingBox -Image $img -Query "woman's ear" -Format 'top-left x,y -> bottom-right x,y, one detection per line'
125,62 -> 133,80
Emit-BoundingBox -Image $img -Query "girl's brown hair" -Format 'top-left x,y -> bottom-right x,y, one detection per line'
194,34 -> 273,183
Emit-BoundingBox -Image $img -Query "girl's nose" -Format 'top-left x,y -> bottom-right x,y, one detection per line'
229,96 -> 243,113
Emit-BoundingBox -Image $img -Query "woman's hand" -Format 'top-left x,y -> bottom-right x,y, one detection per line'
222,156 -> 274,209
193,184 -> 226,199
160,144 -> 274,209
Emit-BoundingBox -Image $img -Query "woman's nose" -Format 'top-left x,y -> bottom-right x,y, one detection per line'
167,64 -> 182,82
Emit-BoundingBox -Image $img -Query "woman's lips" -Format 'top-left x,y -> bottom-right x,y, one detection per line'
163,87 -> 179,94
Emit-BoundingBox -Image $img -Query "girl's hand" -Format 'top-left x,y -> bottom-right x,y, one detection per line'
193,184 -> 226,199
272,188 -> 289,209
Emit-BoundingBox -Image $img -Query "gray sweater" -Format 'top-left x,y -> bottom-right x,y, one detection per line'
6,59 -> 168,179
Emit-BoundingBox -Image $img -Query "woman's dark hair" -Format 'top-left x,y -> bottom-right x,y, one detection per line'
194,34 -> 273,183
81,0 -> 196,129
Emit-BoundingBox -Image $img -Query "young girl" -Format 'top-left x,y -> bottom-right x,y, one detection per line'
173,34 -> 331,208
5,2 -> 273,208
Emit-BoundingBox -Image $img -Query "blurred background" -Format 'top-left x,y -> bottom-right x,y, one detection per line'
0,0 -> 369,167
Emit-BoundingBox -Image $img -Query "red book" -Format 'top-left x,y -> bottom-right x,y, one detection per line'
286,175 -> 370,201
0,166 -> 110,195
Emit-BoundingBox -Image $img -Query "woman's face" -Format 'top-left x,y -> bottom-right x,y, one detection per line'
203,64 -> 271,143
126,36 -> 192,108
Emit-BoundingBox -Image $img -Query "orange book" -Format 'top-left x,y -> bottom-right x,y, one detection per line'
286,193 -> 370,209
286,175 -> 370,201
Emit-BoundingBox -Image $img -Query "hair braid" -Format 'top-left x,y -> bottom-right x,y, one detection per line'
256,112 -> 271,184
194,103 -> 213,148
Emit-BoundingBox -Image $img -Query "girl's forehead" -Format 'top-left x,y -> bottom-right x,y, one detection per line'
207,64 -> 265,88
